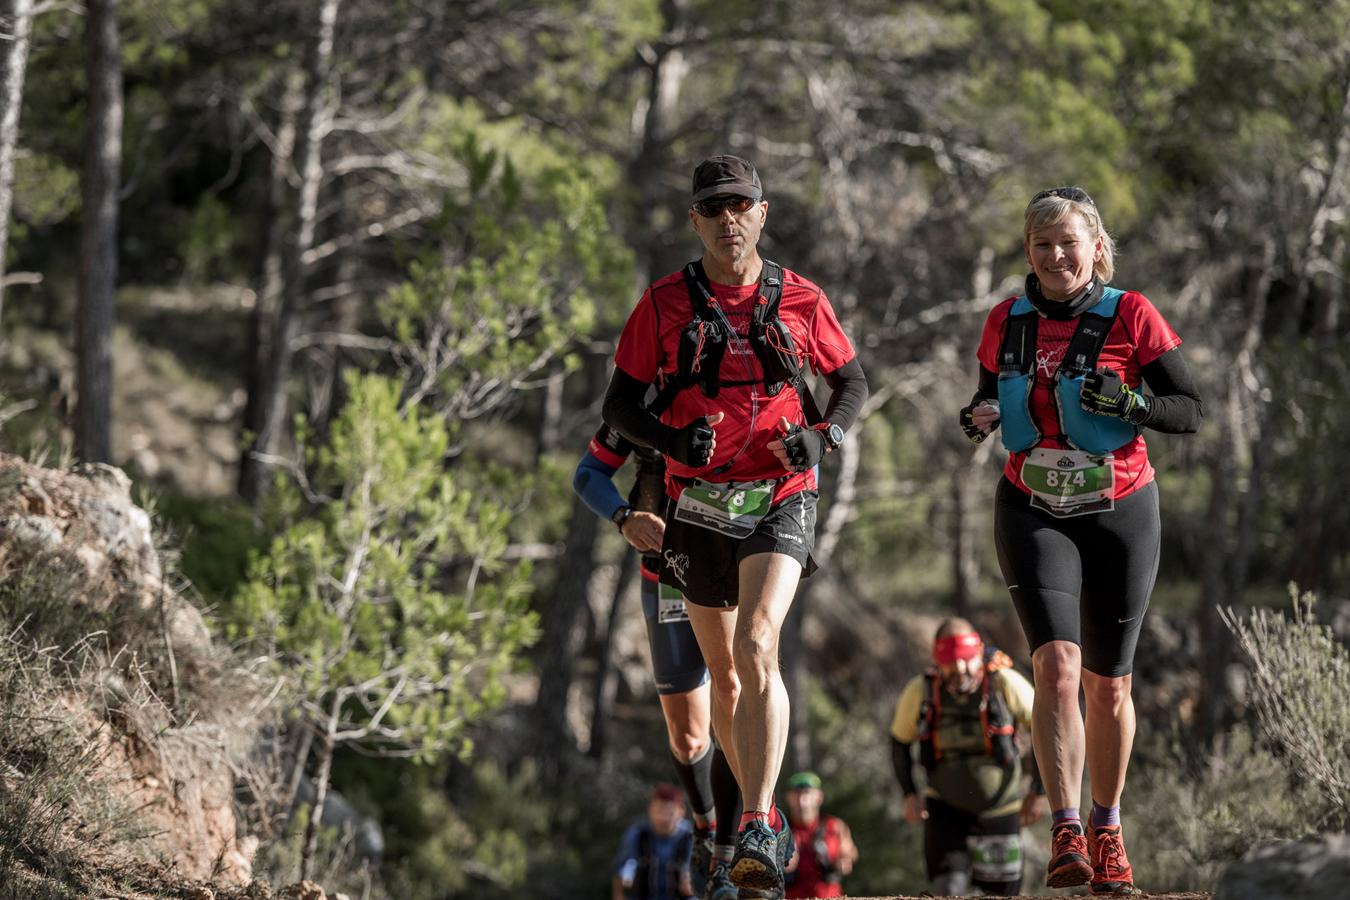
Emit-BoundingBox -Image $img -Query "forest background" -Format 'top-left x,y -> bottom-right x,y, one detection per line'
1,0 -> 1348,897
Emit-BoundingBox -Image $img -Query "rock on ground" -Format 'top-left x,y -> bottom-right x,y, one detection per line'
0,453 -> 259,884
1216,833 -> 1350,900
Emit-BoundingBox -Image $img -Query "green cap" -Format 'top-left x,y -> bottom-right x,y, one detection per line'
786,771 -> 822,790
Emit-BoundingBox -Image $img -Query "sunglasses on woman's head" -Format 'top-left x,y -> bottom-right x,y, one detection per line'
1031,186 -> 1095,206
692,195 -> 759,217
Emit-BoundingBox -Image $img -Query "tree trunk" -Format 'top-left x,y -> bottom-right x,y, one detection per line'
531,351 -> 606,772
0,0 -> 35,337
239,68 -> 303,497
76,0 -> 122,465
785,433 -> 862,772
781,593 -> 811,774
300,700 -> 339,883
240,0 -> 340,502
627,0 -> 689,285
537,366 -> 566,461
949,469 -> 976,616
1197,244 -> 1274,744
588,550 -> 638,760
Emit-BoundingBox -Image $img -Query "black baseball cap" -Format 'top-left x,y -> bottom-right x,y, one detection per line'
692,155 -> 763,202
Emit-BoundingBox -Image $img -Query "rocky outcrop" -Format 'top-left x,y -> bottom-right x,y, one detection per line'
0,453 -> 257,884
1216,834 -> 1350,900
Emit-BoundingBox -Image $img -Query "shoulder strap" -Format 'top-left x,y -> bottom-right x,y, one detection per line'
758,259 -> 825,424
1059,287 -> 1125,377
682,261 -> 716,319
998,297 -> 1038,374
684,260 -> 741,336
757,259 -> 783,318
997,289 -> 1125,378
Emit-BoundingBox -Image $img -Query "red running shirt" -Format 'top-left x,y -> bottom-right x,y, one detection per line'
785,816 -> 846,898
614,265 -> 856,502
976,290 -> 1181,500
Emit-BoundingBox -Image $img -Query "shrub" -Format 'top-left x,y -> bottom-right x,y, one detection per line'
1221,586 -> 1350,827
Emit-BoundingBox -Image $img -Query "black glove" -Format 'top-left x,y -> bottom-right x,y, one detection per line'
1081,367 -> 1149,424
779,423 -> 827,471
959,394 -> 998,444
660,417 -> 717,467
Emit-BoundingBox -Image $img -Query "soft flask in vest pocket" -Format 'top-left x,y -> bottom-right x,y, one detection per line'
676,318 -> 728,397
752,318 -> 800,397
1056,374 -> 1138,455
997,371 -> 1039,452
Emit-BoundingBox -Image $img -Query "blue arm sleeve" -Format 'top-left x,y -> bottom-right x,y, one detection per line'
573,452 -> 627,522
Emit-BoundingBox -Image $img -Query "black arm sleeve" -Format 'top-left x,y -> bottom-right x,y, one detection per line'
821,358 -> 869,432
891,737 -> 918,796
975,365 -> 998,401
1138,347 -> 1204,434
601,368 -> 675,451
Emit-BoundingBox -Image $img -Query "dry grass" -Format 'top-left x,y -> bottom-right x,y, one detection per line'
0,540 -> 278,897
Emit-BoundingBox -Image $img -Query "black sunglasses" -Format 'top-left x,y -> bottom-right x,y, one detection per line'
1030,186 -> 1095,206
692,195 -> 760,218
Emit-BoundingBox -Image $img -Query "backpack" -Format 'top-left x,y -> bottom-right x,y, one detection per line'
916,647 -> 1018,770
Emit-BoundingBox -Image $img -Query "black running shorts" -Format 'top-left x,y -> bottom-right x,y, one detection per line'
994,476 -> 1160,677
924,797 -> 1022,895
656,489 -> 818,608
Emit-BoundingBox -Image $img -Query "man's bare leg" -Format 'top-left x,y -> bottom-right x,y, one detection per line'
685,602 -> 742,781
731,552 -> 801,814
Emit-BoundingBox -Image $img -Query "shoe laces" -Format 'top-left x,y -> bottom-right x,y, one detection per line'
1095,828 -> 1130,878
1052,823 -> 1087,857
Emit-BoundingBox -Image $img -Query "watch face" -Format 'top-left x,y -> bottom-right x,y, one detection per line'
828,424 -> 845,446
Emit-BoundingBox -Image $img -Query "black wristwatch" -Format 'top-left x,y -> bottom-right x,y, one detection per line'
611,505 -> 634,530
816,422 -> 846,452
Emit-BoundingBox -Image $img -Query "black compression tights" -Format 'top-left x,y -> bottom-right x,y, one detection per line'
711,745 -> 741,849
994,477 -> 1160,677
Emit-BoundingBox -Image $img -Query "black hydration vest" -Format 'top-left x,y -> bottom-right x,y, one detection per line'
916,650 -> 1019,771
631,824 -> 694,900
646,259 -> 822,423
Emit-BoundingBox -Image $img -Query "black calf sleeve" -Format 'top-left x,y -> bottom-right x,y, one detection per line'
670,742 -> 715,819
711,745 -> 741,848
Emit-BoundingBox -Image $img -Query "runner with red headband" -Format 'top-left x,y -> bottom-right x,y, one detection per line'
889,618 -> 1047,896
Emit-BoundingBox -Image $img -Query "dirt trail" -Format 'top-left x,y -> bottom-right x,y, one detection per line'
841,894 -> 1213,899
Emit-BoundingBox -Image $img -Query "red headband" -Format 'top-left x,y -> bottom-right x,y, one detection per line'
934,633 -> 982,665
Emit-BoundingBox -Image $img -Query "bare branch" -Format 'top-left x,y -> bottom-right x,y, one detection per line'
302,203 -> 440,265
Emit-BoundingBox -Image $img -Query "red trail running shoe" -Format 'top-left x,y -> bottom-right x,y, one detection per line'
1089,824 -> 1141,895
1046,820 -> 1093,888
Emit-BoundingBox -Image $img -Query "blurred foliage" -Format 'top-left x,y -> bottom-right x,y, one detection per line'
228,371 -> 539,759
1127,723 -> 1326,891
151,491 -> 262,606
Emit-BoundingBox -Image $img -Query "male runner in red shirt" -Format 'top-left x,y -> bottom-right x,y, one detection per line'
603,155 -> 867,897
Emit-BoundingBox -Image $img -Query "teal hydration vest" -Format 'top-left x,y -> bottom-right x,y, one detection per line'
996,287 -> 1139,455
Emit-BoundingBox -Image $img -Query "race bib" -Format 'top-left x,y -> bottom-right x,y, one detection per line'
657,582 -> 689,624
1020,447 -> 1115,518
673,478 -> 774,538
968,833 -> 1022,883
